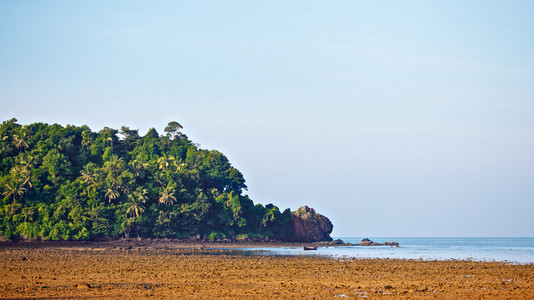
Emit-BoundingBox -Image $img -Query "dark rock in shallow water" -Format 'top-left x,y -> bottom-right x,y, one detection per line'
359,238 -> 373,246
359,238 -> 400,247
290,206 -> 333,242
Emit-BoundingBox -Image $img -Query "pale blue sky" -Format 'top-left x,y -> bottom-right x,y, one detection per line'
1,1 -> 533,236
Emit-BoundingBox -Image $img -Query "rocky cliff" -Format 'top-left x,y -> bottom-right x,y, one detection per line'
290,206 -> 333,242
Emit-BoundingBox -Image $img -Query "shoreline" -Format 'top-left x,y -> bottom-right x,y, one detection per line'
1,239 -> 532,265
0,238 -> 323,250
1,245 -> 533,298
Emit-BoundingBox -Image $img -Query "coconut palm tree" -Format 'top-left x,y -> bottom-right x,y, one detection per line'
104,181 -> 120,203
17,152 -> 35,168
151,171 -> 167,188
15,153 -> 35,189
157,153 -> 175,171
13,130 -> 29,150
126,197 -> 146,218
126,189 -> 148,218
3,181 -> 26,204
81,130 -> 92,148
19,168 -> 32,189
81,164 -> 97,185
130,160 -> 147,179
158,186 -> 177,206
172,159 -> 187,172
102,155 -> 127,190
133,188 -> 148,202
106,137 -> 114,149
104,155 -> 124,175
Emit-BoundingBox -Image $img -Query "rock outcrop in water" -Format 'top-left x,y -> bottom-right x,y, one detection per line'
290,206 -> 333,242
359,238 -> 399,247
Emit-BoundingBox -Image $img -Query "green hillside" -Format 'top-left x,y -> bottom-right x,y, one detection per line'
0,119 -> 291,241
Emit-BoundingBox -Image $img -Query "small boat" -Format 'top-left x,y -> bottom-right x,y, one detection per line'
303,246 -> 318,251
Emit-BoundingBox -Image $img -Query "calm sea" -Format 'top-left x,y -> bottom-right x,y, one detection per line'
242,237 -> 534,264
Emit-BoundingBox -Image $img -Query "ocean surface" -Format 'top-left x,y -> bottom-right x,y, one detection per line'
241,237 -> 534,264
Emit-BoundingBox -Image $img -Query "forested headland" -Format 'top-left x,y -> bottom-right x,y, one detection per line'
0,118 -> 301,241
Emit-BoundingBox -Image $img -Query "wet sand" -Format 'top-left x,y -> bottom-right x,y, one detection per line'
1,241 -> 533,299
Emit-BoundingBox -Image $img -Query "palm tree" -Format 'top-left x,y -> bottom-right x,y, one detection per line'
20,169 -> 32,189
157,154 -> 175,171
17,152 -> 35,168
106,137 -> 114,149
134,188 -> 149,202
81,168 -> 96,185
16,153 -> 35,189
172,159 -> 187,172
13,130 -> 29,150
126,189 -> 148,218
151,171 -> 167,188
130,160 -> 147,179
3,181 -> 26,204
104,155 -> 124,174
81,130 -> 92,148
158,186 -> 177,206
126,197 -> 146,218
99,127 -> 118,149
103,155 -> 126,191
104,181 -> 120,203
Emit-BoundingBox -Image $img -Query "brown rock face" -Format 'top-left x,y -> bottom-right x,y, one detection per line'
290,206 -> 333,242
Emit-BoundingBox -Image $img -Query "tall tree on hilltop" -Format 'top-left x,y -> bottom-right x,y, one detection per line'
164,121 -> 185,140
81,129 -> 94,148
99,127 -> 118,150
119,126 -> 140,151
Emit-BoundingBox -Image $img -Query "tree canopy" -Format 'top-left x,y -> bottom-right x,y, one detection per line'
0,119 -> 291,241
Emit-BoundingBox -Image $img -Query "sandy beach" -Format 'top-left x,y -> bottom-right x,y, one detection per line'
1,241 -> 533,299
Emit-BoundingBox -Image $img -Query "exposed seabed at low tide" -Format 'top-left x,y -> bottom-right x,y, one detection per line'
1,242 -> 533,299
0,243 -> 534,299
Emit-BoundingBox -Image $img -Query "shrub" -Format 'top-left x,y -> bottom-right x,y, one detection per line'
207,231 -> 226,240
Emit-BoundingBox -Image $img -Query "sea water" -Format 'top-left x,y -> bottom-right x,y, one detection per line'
242,237 -> 534,264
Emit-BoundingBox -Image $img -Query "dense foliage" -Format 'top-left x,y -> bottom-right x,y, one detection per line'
0,119 -> 291,241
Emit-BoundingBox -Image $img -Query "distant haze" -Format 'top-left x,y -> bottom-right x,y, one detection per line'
1,1 -> 533,237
